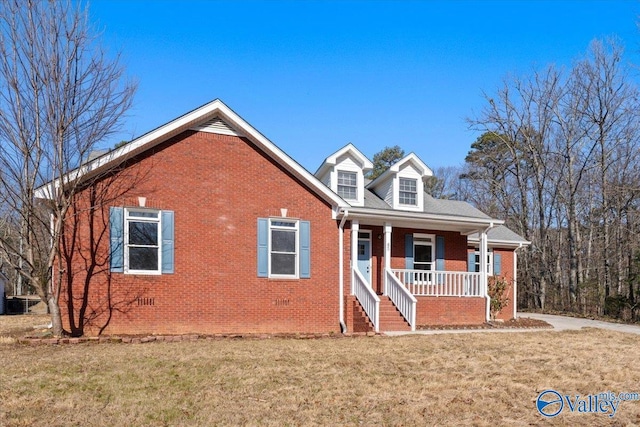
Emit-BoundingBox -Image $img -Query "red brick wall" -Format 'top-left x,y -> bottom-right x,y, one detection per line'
390,228 -> 468,271
415,296 -> 486,325
466,246 -> 517,321
493,248 -> 515,320
60,131 -> 341,336
343,225 -> 485,329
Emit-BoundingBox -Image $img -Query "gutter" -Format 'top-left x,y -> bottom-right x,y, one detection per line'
345,207 -> 503,228
338,209 -> 349,334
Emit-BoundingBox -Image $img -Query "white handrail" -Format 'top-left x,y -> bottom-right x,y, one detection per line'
385,269 -> 417,331
390,269 -> 482,297
352,268 -> 380,333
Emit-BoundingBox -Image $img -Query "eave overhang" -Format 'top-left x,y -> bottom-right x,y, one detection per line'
338,207 -> 503,234
35,99 -> 349,209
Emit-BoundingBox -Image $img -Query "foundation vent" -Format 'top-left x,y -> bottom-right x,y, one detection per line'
137,297 -> 155,306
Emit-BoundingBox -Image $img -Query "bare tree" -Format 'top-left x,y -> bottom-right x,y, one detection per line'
0,0 -> 135,335
465,38 -> 640,318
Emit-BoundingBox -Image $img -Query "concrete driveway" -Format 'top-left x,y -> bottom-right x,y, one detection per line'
521,312 -> 640,335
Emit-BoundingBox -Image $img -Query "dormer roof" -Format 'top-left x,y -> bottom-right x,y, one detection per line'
367,152 -> 433,188
314,143 -> 373,177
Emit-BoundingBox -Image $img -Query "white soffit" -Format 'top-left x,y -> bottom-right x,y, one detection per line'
192,117 -> 244,136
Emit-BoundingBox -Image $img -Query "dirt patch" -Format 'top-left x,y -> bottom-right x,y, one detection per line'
417,316 -> 552,330
0,314 -> 51,341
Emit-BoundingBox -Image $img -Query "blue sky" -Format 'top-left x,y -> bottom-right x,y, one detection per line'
88,0 -> 640,172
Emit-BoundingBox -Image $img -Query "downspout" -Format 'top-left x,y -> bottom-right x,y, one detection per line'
338,209 -> 349,334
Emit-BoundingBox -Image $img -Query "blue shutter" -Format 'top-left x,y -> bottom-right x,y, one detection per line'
299,221 -> 311,278
468,252 -> 476,272
405,234 -> 414,269
161,211 -> 174,274
257,218 -> 268,277
493,252 -> 502,276
436,235 -> 445,271
109,207 -> 124,273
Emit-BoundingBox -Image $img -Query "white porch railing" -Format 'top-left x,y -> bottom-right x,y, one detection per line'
390,269 -> 483,297
352,268 -> 380,333
385,269 -> 417,331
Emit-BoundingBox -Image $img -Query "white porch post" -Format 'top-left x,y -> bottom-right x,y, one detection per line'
383,222 -> 392,295
350,220 -> 359,295
480,229 -> 490,321
513,248 -> 518,319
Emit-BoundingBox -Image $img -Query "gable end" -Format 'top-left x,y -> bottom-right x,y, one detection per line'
192,117 -> 244,137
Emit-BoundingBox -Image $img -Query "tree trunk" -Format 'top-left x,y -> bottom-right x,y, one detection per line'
47,295 -> 63,337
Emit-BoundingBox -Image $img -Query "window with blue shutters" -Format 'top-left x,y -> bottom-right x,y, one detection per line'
257,218 -> 310,279
469,250 -> 494,276
109,207 -> 174,275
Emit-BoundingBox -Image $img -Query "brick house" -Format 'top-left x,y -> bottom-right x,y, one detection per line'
38,99 -> 528,336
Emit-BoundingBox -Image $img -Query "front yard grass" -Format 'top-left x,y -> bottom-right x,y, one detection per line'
1,316 -> 639,426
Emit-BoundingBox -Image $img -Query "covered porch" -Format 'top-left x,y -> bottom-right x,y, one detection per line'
340,210 -> 502,333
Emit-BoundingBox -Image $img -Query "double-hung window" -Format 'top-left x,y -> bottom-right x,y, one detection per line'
257,218 -> 310,279
109,207 -> 174,275
125,209 -> 161,274
473,251 -> 493,276
270,219 -> 298,277
399,178 -> 417,205
337,170 -> 357,200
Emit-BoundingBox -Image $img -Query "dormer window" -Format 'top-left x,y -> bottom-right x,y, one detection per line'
399,178 -> 417,205
337,170 -> 357,200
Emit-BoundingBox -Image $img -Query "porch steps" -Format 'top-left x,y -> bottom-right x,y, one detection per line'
378,297 -> 412,332
352,299 -> 375,333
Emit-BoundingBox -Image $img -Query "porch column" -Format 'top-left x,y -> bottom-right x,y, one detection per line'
350,220 -> 359,295
479,229 -> 490,321
383,222 -> 392,295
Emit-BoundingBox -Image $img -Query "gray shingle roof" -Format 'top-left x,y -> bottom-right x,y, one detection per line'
362,188 -> 492,221
468,225 -> 529,244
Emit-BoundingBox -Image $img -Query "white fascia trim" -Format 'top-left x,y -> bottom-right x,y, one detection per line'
468,237 -> 532,248
341,207 -> 503,228
366,152 -> 433,191
314,143 -> 373,176
36,99 -> 349,208
389,153 -> 433,177
216,105 -> 348,208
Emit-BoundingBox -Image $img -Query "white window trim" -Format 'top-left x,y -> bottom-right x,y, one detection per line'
124,208 -> 162,275
268,218 -> 299,279
392,172 -> 424,211
474,249 -> 494,276
337,170 -> 358,201
398,177 -> 418,206
331,163 -> 365,206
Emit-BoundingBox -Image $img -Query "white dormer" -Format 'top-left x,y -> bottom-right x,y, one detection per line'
314,143 -> 373,206
367,153 -> 433,212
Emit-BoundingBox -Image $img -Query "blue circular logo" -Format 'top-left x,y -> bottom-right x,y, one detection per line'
537,390 -> 564,417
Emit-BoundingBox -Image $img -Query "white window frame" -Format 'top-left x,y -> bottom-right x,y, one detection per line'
399,177 -> 417,206
474,250 -> 493,276
268,218 -> 299,279
124,208 -> 162,275
337,170 -> 358,201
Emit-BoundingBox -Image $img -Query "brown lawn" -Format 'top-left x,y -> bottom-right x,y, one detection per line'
1,315 -> 639,426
